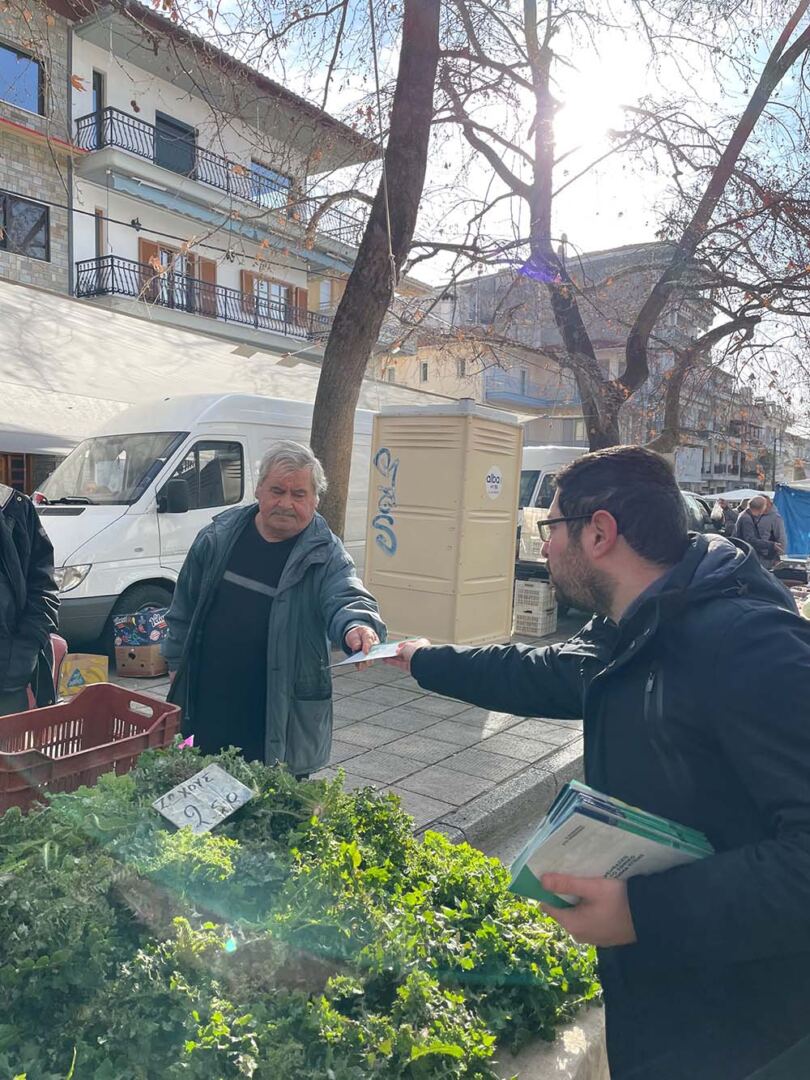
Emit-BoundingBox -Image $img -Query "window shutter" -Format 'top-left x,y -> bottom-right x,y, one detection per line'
197,256 -> 217,318
241,269 -> 257,316
332,277 -> 346,304
294,286 -> 309,329
138,239 -> 160,301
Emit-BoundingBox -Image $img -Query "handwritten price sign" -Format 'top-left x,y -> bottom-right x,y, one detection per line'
152,764 -> 254,834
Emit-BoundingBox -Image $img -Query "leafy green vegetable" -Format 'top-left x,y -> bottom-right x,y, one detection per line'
0,747 -> 599,1077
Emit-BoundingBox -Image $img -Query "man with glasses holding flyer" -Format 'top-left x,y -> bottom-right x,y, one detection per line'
386,445 -> 810,1080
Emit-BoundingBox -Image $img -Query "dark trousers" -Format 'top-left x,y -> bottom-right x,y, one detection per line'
0,688 -> 28,717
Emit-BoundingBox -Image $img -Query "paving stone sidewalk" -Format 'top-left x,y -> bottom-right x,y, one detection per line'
111,616 -> 584,835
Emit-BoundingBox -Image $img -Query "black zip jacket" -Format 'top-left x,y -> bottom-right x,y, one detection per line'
411,534 -> 810,1080
0,484 -> 59,702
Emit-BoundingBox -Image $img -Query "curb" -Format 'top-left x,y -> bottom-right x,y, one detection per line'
493,1005 -> 608,1080
417,739 -> 607,1080
421,737 -> 585,856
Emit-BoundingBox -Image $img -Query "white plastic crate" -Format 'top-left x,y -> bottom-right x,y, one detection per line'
513,606 -> 558,638
514,579 -> 556,611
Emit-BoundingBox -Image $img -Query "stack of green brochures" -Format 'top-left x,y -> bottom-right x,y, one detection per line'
510,780 -> 713,908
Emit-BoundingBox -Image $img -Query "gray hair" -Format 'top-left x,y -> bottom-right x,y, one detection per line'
256,440 -> 328,501
749,496 -> 767,513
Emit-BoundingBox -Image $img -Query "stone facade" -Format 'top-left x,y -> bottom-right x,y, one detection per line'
0,3 -> 71,292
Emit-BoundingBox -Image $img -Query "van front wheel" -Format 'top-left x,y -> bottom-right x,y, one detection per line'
102,584 -> 174,661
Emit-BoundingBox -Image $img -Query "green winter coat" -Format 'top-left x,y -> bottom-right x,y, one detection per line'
163,505 -> 386,775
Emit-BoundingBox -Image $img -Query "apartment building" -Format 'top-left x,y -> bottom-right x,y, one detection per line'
66,0 -> 379,355
0,0 -> 420,354
0,0 -> 438,490
0,0 -> 72,293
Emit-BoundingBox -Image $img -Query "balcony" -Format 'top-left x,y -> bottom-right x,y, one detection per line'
483,369 -> 580,410
701,464 -> 742,476
74,107 -> 367,248
75,255 -> 333,342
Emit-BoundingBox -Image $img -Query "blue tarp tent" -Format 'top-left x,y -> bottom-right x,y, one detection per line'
774,483 -> 810,558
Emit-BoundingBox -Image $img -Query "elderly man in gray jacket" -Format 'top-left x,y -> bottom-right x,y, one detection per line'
163,441 -> 385,777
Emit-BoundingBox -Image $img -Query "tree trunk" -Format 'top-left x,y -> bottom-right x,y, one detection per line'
310,0 -> 441,535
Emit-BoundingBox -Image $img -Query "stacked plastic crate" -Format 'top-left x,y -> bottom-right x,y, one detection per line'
512,579 -> 558,638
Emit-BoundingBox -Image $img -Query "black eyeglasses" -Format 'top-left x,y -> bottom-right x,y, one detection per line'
537,514 -> 594,541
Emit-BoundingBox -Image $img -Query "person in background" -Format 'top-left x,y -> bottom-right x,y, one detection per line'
735,495 -> 783,568
760,495 -> 788,557
711,497 -> 738,537
0,483 -> 59,715
163,441 -> 385,778
387,446 -> 810,1080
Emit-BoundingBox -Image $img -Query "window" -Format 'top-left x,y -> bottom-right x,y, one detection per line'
534,472 -> 557,510
255,277 -> 291,315
420,361 -> 429,383
0,191 -> 49,260
574,419 -> 587,442
456,358 -> 466,378
154,112 -> 196,176
7,453 -> 26,492
168,441 -> 244,510
91,70 -> 105,147
39,432 -> 185,505
157,246 -> 190,310
94,207 -> 105,259
251,160 -> 292,210
0,42 -> 44,114
319,279 -> 332,311
519,369 -> 528,395
386,368 -> 396,384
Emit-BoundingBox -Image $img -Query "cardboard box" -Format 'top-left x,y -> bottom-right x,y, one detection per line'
113,608 -> 168,648
58,653 -> 109,698
115,644 -> 168,678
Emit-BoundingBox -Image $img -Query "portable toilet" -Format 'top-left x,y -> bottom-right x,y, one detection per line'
364,400 -> 522,645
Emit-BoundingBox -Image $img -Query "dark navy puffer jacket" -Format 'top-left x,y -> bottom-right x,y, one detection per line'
412,534 -> 810,1080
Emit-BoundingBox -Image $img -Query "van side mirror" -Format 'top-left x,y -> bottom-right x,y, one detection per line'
158,477 -> 190,514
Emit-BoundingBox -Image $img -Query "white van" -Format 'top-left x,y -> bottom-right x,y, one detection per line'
520,445 -> 586,510
35,393 -> 374,647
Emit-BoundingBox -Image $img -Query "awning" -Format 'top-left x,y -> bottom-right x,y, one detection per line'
0,422 -> 75,455
0,278 -> 452,455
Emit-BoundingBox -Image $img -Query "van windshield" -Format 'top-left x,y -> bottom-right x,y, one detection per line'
39,432 -> 185,506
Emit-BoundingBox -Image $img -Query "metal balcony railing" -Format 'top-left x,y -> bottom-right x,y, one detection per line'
75,107 -> 368,247
75,255 -> 333,342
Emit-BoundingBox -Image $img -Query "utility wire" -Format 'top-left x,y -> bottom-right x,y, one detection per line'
0,186 -> 355,286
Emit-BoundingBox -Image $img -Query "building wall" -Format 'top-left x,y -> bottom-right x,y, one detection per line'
72,183 -> 309,294
371,342 -> 486,400
0,4 -> 70,291
443,246 -> 713,354
522,415 -> 588,446
71,38 -> 308,183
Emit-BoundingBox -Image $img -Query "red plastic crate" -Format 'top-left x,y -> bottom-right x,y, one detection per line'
0,683 -> 181,812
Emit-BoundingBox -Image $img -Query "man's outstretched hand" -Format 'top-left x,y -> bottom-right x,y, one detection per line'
344,625 -> 380,671
383,638 -> 431,674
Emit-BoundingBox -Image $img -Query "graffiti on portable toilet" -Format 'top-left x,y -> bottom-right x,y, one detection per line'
372,447 -> 399,555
